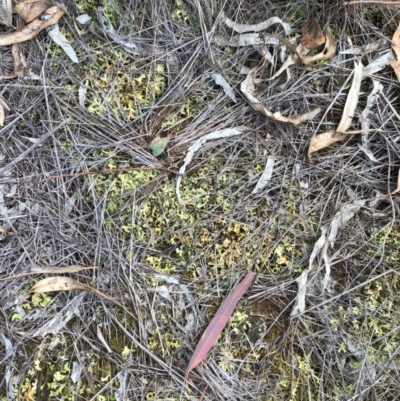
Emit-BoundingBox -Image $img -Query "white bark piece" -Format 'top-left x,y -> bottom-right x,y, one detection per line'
212,33 -> 280,47
221,12 -> 293,36
252,156 -> 275,194
209,73 -> 237,103
79,85 -> 87,108
48,24 -> 78,63
328,200 -> 366,248
176,127 -> 250,204
358,80 -> 382,161
31,293 -> 85,337
76,14 -> 92,25
362,50 -> 393,78
71,361 -> 82,384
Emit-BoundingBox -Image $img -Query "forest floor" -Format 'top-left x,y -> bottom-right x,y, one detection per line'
1,0 -> 400,400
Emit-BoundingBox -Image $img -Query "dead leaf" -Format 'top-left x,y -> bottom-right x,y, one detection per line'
0,0 -> 12,26
241,59 -> 321,124
300,18 -> 325,49
13,0 -> 50,23
12,42 -> 27,78
308,62 -> 363,160
392,22 -> 400,60
221,12 -> 293,35
184,271 -> 255,392
29,276 -> 86,293
337,61 -> 363,133
176,127 -> 250,204
27,275 -> 128,313
302,30 -> 336,66
0,5 -> 65,46
307,130 -> 346,160
388,57 -> 400,82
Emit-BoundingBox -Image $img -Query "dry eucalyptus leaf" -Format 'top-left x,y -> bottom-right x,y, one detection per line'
300,17 -> 325,49
307,130 -> 346,160
308,62 -> 363,160
388,57 -> 400,82
337,61 -> 363,133
241,60 -> 321,124
221,12 -> 293,35
13,0 -> 50,23
392,22 -> 400,60
0,0 -> 12,26
0,5 -> 64,46
176,127 -> 250,204
302,30 -> 336,66
30,276 -> 86,293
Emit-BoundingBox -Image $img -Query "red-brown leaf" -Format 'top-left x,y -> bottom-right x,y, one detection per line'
184,271 -> 255,389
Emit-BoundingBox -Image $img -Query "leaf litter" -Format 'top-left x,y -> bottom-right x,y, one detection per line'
184,271 -> 255,392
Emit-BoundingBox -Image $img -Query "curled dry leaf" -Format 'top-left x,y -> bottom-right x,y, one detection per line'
308,62 -> 363,161
221,12 -> 293,35
13,0 -> 50,23
302,30 -> 336,66
27,275 -> 129,314
241,59 -> 321,124
300,17 -> 325,49
0,5 -> 65,46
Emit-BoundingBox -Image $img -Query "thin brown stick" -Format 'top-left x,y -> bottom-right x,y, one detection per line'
35,166 -> 181,185
345,1 -> 400,5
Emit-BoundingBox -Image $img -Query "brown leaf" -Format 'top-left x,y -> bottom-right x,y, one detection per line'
184,271 -> 255,391
307,131 -> 346,161
241,59 -> 320,124
388,57 -> 400,83
13,0 -> 50,23
29,276 -> 87,293
308,62 -> 364,161
27,275 -> 132,316
301,18 -> 325,50
392,22 -> 400,60
302,30 -> 336,66
12,42 -> 27,78
0,5 -> 64,46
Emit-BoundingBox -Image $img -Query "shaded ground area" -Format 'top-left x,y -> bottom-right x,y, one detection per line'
1,0 -> 400,400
